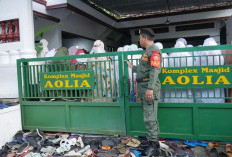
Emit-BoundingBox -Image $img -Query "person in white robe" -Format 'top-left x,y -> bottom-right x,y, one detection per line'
195,37 -> 225,103
164,41 -> 193,103
87,40 -> 115,102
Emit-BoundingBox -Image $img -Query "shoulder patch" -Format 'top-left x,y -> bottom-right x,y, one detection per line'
150,50 -> 161,68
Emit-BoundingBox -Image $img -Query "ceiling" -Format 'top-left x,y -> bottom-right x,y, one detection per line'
84,0 -> 232,20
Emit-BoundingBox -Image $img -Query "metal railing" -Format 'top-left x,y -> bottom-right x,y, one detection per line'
17,52 -> 123,102
124,44 -> 232,103
17,44 -> 232,103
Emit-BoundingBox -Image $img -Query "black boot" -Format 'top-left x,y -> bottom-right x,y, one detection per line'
144,141 -> 160,157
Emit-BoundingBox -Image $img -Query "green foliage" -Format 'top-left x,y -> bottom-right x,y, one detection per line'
35,22 -> 63,38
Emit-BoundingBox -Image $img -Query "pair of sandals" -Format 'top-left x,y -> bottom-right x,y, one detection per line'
121,137 -> 141,148
57,137 -> 86,154
56,137 -> 81,153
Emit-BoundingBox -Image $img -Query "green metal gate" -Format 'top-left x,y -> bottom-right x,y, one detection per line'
17,45 -> 232,141
123,45 -> 232,141
17,53 -> 126,135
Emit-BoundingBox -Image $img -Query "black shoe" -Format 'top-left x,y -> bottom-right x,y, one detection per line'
144,141 -> 160,157
25,137 -> 41,152
140,140 -> 150,150
27,129 -> 44,142
1,144 -> 11,155
13,130 -> 24,140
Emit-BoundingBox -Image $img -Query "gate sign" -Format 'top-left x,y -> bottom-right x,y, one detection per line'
40,71 -> 94,90
160,65 -> 232,89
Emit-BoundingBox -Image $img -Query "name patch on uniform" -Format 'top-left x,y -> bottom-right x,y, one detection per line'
141,54 -> 148,61
142,56 -> 148,61
150,50 -> 161,68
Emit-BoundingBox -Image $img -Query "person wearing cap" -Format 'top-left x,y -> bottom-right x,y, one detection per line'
125,28 -> 162,156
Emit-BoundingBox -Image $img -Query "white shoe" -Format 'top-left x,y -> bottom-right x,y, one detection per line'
64,150 -> 81,157
56,145 -> 71,154
60,138 -> 77,147
159,141 -> 169,149
77,137 -> 84,148
84,148 -> 92,156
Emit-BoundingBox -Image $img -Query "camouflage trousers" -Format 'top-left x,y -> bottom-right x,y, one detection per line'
141,95 -> 160,142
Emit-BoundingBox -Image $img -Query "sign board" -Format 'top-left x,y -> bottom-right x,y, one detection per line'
40,71 -> 94,90
160,65 -> 232,89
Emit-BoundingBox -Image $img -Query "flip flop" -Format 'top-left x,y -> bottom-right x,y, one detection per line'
184,140 -> 208,147
102,145 -> 111,150
196,141 -> 208,147
126,139 -> 141,148
209,142 -> 219,147
116,143 -> 127,154
121,137 -> 132,144
131,149 -> 141,157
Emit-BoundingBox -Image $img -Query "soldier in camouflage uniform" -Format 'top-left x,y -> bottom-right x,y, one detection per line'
125,28 -> 162,156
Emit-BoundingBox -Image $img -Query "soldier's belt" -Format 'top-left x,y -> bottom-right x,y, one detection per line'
136,77 -> 150,83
